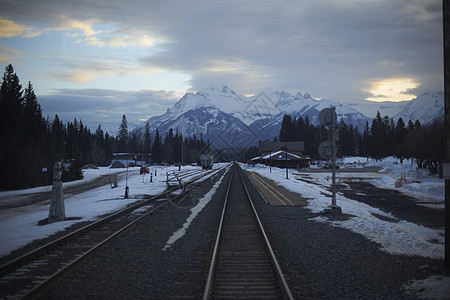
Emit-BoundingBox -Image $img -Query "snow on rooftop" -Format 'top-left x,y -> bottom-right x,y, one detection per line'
251,150 -> 305,161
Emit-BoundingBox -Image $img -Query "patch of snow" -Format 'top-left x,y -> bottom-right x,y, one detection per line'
403,275 -> 450,300
241,157 -> 444,259
162,167 -> 229,250
0,164 -> 228,258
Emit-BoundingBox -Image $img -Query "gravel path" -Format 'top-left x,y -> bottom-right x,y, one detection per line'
0,172 -> 127,210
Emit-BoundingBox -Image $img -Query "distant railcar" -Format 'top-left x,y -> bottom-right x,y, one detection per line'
200,154 -> 213,170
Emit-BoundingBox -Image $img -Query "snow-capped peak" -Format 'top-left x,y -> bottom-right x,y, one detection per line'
394,91 -> 444,124
141,86 -> 443,149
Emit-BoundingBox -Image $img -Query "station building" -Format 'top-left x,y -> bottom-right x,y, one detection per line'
250,141 -> 311,168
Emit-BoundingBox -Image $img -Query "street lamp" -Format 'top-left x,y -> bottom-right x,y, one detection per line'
125,157 -> 131,198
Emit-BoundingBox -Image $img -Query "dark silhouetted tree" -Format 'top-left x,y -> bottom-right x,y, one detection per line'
117,114 -> 128,152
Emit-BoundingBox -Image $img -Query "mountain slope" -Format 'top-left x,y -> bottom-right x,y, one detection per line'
393,91 -> 444,124
138,86 -> 444,149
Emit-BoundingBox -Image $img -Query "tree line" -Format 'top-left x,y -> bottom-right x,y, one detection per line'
0,64 -> 116,190
116,114 -> 212,166
279,112 -> 444,174
360,112 -> 444,173
0,64 -> 213,190
1,63 -> 444,190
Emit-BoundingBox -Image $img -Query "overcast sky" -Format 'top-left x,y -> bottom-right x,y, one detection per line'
0,0 -> 444,126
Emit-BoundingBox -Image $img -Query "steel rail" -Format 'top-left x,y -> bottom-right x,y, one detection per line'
202,163 -> 234,300
166,164 -> 229,188
0,164 -> 229,277
22,191 -> 179,299
202,163 -> 294,299
20,163 -> 231,299
0,182 -> 174,277
238,165 -> 294,300
0,164 -> 231,299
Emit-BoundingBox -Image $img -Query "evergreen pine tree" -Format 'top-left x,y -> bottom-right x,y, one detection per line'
279,115 -> 292,142
23,81 -> 44,137
144,123 -> 151,163
394,118 -> 407,162
361,121 -> 370,156
152,129 -> 162,164
117,114 -> 128,152
0,65 -> 24,189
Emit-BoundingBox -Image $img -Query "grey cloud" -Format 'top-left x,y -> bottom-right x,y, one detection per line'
137,0 -> 443,100
38,88 -> 180,124
2,0 -> 444,102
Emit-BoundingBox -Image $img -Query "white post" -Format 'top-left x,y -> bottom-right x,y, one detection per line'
331,120 -> 337,207
330,107 -> 341,212
48,161 -> 65,223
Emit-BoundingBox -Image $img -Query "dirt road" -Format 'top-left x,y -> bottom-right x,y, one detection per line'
0,172 -> 126,210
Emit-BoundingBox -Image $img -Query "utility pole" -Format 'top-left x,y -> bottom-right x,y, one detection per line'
331,108 -> 337,208
443,0 -> 450,268
318,107 -> 341,213
285,140 -> 288,179
141,142 -> 144,166
269,141 -> 272,173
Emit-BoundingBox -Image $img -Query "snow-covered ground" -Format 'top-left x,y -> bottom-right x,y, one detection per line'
242,157 -> 448,299
0,158 -> 447,298
307,157 -> 444,208
0,164 -> 227,258
244,158 -> 445,259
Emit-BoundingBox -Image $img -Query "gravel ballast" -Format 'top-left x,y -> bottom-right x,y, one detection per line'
242,171 -> 447,299
38,166 -> 446,299
40,167 -> 231,299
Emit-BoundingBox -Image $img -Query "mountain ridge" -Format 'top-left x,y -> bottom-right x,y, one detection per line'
136,85 -> 444,149
77,85 -> 442,144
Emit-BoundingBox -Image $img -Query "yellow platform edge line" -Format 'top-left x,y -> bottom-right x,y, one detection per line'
251,172 -> 296,206
249,171 -> 293,206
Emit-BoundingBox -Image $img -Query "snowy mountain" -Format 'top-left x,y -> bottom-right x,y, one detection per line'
139,86 -> 444,149
393,91 -> 444,124
341,99 -> 409,119
142,86 -> 370,149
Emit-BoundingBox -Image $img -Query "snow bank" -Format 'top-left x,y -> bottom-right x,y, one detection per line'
0,164 -> 228,258
241,161 -> 444,259
403,275 -> 450,300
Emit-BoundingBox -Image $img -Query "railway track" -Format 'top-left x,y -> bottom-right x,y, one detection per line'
0,164 -> 230,299
203,163 -> 293,299
166,167 -> 211,188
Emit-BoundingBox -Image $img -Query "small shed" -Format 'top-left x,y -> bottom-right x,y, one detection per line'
111,153 -> 136,167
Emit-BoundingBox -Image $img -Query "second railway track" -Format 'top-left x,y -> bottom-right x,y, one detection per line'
0,164 -> 230,299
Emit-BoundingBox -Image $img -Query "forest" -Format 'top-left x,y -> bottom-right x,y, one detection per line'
278,112 -> 444,174
0,65 -> 210,190
0,64 -> 445,190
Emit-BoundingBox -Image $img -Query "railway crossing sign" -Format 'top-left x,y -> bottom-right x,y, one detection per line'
318,141 -> 336,159
318,107 -> 337,127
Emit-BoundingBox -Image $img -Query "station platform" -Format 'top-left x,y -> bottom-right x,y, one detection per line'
245,171 -> 307,206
